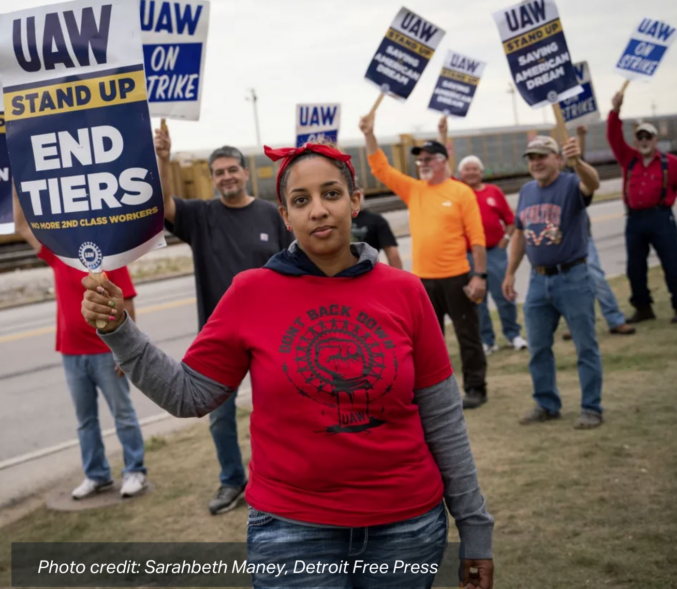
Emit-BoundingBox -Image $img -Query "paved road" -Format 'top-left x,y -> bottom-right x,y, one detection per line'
0,196 -> 663,505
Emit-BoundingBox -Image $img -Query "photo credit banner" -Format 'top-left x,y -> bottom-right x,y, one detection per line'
140,0 -> 210,120
428,50 -> 486,118
493,0 -> 582,108
0,85 -> 13,236
296,104 -> 341,148
559,61 -> 600,128
0,0 -> 165,272
615,18 -> 675,82
365,7 -> 445,100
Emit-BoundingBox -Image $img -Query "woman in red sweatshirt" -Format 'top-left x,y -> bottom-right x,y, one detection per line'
81,143 -> 494,589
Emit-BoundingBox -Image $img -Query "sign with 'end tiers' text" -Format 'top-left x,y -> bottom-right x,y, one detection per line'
0,0 -> 165,272
493,0 -> 581,108
0,86 -> 13,236
140,0 -> 210,120
365,7 -> 445,100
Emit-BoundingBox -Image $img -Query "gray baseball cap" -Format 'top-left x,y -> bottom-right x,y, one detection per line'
523,135 -> 560,157
635,123 -> 658,138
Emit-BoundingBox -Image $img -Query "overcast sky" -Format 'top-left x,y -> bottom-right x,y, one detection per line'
6,0 -> 677,152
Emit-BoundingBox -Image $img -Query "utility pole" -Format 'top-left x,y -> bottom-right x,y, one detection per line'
507,83 -> 519,127
651,101 -> 657,117
246,88 -> 261,147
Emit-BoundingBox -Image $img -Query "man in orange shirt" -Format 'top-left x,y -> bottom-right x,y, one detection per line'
359,112 -> 488,409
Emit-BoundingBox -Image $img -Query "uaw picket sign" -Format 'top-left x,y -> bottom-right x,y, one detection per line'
296,104 -> 341,148
559,61 -> 600,128
140,0 -> 210,120
428,50 -> 486,118
493,0 -> 582,108
365,7 -> 445,100
0,85 -> 13,236
615,18 -> 675,82
0,0 -> 165,271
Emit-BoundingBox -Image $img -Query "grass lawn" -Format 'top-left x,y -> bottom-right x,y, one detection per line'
1,269 -> 675,588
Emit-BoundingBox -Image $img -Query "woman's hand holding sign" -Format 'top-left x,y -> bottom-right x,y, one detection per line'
81,275 -> 126,333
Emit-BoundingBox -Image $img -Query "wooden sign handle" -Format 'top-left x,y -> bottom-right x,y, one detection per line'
369,93 -> 386,117
619,80 -> 630,95
89,271 -> 108,330
552,103 -> 578,167
160,118 -> 168,132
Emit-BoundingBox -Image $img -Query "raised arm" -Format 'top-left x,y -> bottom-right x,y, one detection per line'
562,138 -> 600,196
606,92 -> 635,168
12,186 -> 41,252
155,123 -> 177,223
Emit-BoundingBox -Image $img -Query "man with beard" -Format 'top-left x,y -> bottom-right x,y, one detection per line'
155,126 -> 292,514
607,92 -> 677,324
359,111 -> 489,410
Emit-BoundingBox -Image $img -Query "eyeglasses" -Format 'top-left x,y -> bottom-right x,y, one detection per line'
415,156 -> 442,166
636,133 -> 653,141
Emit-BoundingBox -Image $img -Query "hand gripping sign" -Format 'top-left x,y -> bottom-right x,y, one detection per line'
428,50 -> 486,118
0,0 -> 165,273
296,104 -> 341,148
140,0 -> 210,120
615,18 -> 675,83
493,0 -> 582,108
559,61 -> 600,128
365,7 -> 445,105
0,86 -> 13,236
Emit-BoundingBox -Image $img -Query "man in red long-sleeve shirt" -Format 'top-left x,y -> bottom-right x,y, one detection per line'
607,91 -> 677,324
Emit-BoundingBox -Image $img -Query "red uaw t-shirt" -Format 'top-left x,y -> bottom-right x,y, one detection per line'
183,264 -> 453,527
38,247 -> 137,355
475,184 -> 515,249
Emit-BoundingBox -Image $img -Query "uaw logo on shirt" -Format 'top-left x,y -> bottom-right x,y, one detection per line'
279,304 -> 398,434
78,242 -> 103,272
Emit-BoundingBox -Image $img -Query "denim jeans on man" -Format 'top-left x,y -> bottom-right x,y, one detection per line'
247,502 -> 448,589
209,388 -> 247,487
62,353 -> 146,482
625,206 -> 677,312
470,248 -> 521,346
587,238 -> 626,330
524,264 -> 603,414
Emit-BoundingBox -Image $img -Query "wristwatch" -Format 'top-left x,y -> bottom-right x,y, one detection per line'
503,233 -> 511,242
474,272 -> 488,280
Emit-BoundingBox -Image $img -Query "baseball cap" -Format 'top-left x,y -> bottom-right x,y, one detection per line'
411,140 -> 448,159
635,123 -> 658,138
523,135 -> 560,157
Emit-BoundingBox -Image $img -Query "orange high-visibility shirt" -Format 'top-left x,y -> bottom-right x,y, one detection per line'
368,150 -> 485,279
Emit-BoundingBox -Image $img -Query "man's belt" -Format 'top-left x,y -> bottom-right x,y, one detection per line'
534,257 -> 586,276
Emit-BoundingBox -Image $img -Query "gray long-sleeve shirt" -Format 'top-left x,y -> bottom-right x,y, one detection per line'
100,315 -> 494,559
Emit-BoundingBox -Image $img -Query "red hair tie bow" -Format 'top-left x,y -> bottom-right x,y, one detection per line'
264,143 -> 356,203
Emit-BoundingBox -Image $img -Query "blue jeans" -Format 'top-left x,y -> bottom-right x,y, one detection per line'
62,353 -> 145,482
471,248 -> 521,346
523,264 -> 603,414
587,238 -> 626,330
625,207 -> 677,311
209,389 -> 246,487
247,502 -> 448,588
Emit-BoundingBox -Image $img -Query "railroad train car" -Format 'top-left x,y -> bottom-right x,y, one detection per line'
3,113 -> 677,246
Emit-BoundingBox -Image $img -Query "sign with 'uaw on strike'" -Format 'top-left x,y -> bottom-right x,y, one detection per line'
140,0 -> 210,120
0,86 -> 13,236
296,104 -> 341,148
559,61 -> 600,128
428,50 -> 486,118
0,0 -> 165,272
493,0 -> 582,108
365,7 -> 445,100
616,18 -> 675,82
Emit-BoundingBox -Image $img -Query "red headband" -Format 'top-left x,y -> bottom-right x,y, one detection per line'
264,143 -> 356,203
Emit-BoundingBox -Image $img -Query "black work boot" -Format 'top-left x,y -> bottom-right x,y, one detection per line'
463,389 -> 487,410
627,306 -> 656,324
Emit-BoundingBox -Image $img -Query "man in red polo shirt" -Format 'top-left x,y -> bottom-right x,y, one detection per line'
607,91 -> 677,324
13,192 -> 147,500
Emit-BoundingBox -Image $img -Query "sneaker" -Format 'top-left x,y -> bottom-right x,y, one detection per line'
482,343 -> 499,356
609,324 -> 636,335
519,406 -> 561,425
120,472 -> 148,498
627,306 -> 656,324
72,478 -> 113,500
511,335 -> 528,350
462,390 -> 487,410
574,410 -> 604,430
209,483 -> 247,515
